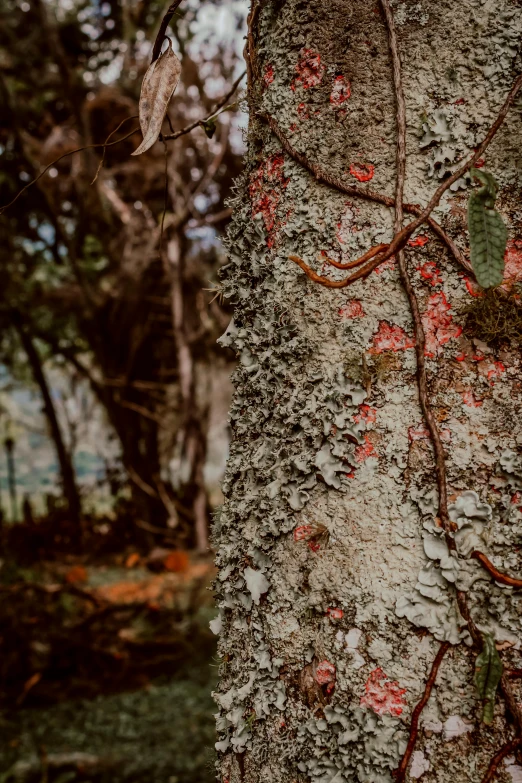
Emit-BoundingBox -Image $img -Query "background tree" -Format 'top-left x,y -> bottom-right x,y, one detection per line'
213,2 -> 522,782
0,0 -> 245,547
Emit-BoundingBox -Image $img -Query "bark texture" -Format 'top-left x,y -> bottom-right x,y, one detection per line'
213,3 -> 522,782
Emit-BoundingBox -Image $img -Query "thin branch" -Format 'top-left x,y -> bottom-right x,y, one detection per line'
91,116 -> 138,184
162,71 -> 246,141
288,248 -> 391,287
322,244 -> 389,270
259,112 -> 472,275
0,581 -> 100,607
479,738 -> 522,783
394,642 -> 450,783
471,551 -> 522,589
151,0 -> 184,63
0,124 -> 139,214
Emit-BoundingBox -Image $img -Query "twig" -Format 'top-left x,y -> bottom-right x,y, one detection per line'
479,738 -> 522,783
0,124 -> 139,214
151,0 -> 184,64
288,248 -> 391,287
162,71 -> 246,141
471,551 -> 522,588
322,244 -> 389,270
91,116 -> 138,184
394,642 -> 450,782
259,112 -> 472,275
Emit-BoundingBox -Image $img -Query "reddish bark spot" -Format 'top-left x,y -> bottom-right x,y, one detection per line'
456,352 -> 467,362
292,49 -> 325,90
474,158 -> 485,168
263,64 -> 275,86
461,389 -> 483,408
373,256 -> 396,275
330,75 -> 351,108
511,492 -> 522,512
355,435 -> 377,462
294,525 -> 314,542
297,102 -> 310,120
335,202 -> 358,246
369,321 -> 415,353
422,292 -> 462,357
307,540 -> 321,553
354,404 -> 377,425
315,660 -> 336,693
326,607 -> 344,620
360,668 -> 407,717
453,97 -> 466,105
349,163 -> 375,182
409,425 -> 451,442
338,299 -> 364,319
417,261 -> 442,286
408,235 -> 429,247
288,123 -> 298,134
463,276 -> 484,298
249,154 -> 289,246
486,361 -> 505,381
503,240 -> 522,283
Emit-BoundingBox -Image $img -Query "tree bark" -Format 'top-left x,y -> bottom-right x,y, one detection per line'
213,3 -> 522,783
11,312 -> 82,527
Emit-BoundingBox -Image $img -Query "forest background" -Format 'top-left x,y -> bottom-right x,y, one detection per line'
0,0 -> 247,780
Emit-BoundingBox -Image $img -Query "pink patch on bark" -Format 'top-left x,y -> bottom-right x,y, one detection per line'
355,435 -> 376,462
486,361 -> 505,381
462,390 -> 483,408
339,300 -> 364,319
417,261 -> 442,286
249,154 -> 289,245
354,404 -> 377,425
315,660 -> 336,693
422,292 -> 462,357
409,425 -> 451,442
263,64 -> 274,86
330,75 -> 351,107
292,49 -> 325,90
294,525 -> 314,542
408,235 -> 429,247
463,276 -> 484,298
369,322 -> 415,353
349,163 -> 374,182
360,668 -> 407,717
335,203 -> 357,246
297,102 -> 310,120
503,240 -> 522,283
326,607 -> 344,620
373,256 -> 396,275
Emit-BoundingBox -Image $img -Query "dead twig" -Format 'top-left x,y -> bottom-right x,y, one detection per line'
479,738 -> 522,783
471,551 -> 522,589
150,0 -> 184,64
0,124 -> 139,214
162,71 -> 246,141
393,642 -> 450,782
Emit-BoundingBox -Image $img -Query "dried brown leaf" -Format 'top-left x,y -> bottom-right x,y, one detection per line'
132,41 -> 181,156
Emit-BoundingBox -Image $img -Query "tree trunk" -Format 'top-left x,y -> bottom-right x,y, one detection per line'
213,3 -> 522,783
12,312 -> 82,528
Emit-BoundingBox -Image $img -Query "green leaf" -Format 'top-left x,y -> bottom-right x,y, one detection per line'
474,632 -> 503,725
468,168 -> 507,289
201,118 -> 217,138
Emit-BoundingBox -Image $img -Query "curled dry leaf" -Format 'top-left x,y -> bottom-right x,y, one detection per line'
132,40 -> 181,156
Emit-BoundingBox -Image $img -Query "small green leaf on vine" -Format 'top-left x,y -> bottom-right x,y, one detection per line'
467,168 -> 507,289
474,632 -> 503,725
201,118 -> 217,138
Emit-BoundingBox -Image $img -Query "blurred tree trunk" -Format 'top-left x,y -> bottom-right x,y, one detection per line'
11,311 -> 81,528
213,2 -> 522,782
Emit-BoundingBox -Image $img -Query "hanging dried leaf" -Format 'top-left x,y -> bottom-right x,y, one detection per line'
468,167 -> 507,289
474,631 -> 503,725
132,41 -> 181,156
